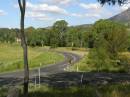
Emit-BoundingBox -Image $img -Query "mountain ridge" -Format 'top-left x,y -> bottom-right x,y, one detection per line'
109,8 -> 130,24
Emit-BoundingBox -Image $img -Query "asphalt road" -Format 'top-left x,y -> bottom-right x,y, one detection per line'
0,52 -> 80,78
0,52 -> 130,87
0,52 -> 81,86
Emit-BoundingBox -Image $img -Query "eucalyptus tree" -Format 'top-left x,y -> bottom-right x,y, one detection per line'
52,20 -> 68,47
93,19 -> 129,58
97,0 -> 128,5
88,20 -> 129,71
18,0 -> 29,96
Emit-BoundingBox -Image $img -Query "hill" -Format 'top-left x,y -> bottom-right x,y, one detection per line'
110,8 -> 130,25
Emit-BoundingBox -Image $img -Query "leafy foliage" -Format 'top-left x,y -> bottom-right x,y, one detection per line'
86,19 -> 129,72
0,20 -> 91,48
93,19 -> 129,58
97,0 -> 128,5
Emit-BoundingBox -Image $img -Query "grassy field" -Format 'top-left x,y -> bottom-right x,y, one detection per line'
0,84 -> 130,97
0,43 -> 64,73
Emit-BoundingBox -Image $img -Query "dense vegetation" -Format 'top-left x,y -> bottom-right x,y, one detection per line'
0,20 -> 129,49
0,20 -> 90,48
88,20 -> 129,71
70,20 -> 130,72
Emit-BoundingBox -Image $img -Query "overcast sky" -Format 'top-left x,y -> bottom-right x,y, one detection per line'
0,0 -> 130,28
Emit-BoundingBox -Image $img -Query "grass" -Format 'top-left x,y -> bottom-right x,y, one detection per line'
68,51 -> 130,72
52,47 -> 130,73
1,84 -> 130,97
0,43 -> 64,73
53,47 -> 88,57
0,87 -> 8,97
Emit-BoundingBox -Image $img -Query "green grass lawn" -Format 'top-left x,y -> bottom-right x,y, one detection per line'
0,43 -> 64,73
1,84 -> 130,97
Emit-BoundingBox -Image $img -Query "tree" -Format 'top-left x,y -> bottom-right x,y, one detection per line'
0,28 -> 16,43
97,0 -> 128,5
52,20 -> 68,47
25,27 -> 37,46
66,27 -> 75,47
88,20 -> 129,71
18,0 -> 29,96
93,20 -> 129,58
50,29 -> 59,48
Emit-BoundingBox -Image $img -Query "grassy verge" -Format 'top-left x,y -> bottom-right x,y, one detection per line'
0,43 -> 64,73
69,55 -> 123,72
68,51 -> 130,72
1,84 -> 130,97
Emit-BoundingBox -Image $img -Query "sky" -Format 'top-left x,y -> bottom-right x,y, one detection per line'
0,0 -> 130,28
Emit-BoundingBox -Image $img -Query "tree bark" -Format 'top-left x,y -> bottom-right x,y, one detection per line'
18,0 -> 29,97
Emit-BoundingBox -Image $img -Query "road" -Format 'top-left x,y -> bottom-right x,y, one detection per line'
0,52 -> 81,86
0,52 -> 130,87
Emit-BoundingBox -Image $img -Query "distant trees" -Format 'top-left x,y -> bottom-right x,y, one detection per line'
0,18 -> 92,48
0,28 -> 16,43
66,27 -> 88,48
0,19 -> 130,52
26,27 -> 37,46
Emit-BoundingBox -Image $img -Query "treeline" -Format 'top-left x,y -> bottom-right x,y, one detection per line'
25,20 -> 90,48
0,28 -> 17,43
0,20 -> 90,48
0,19 -> 130,50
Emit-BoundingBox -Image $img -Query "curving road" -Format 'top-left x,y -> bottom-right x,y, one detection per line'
0,52 -> 81,86
1,52 -> 130,87
0,52 -> 80,78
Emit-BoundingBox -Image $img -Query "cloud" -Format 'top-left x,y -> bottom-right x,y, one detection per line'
120,3 -> 130,11
79,3 -> 113,19
50,0 -> 71,5
41,0 -> 78,5
0,10 -> 6,16
80,3 -> 101,10
85,13 -> 101,18
71,13 -> 83,17
15,1 -> 69,21
79,3 -> 103,18
26,12 -> 53,21
26,2 -> 68,15
71,13 -> 101,18
14,1 -> 114,23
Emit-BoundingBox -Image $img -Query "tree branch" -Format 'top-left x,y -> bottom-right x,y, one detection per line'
23,0 -> 26,16
121,1 -> 130,5
18,0 -> 23,13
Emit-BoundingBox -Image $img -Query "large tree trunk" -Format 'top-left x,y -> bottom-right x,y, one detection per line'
18,0 -> 29,97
